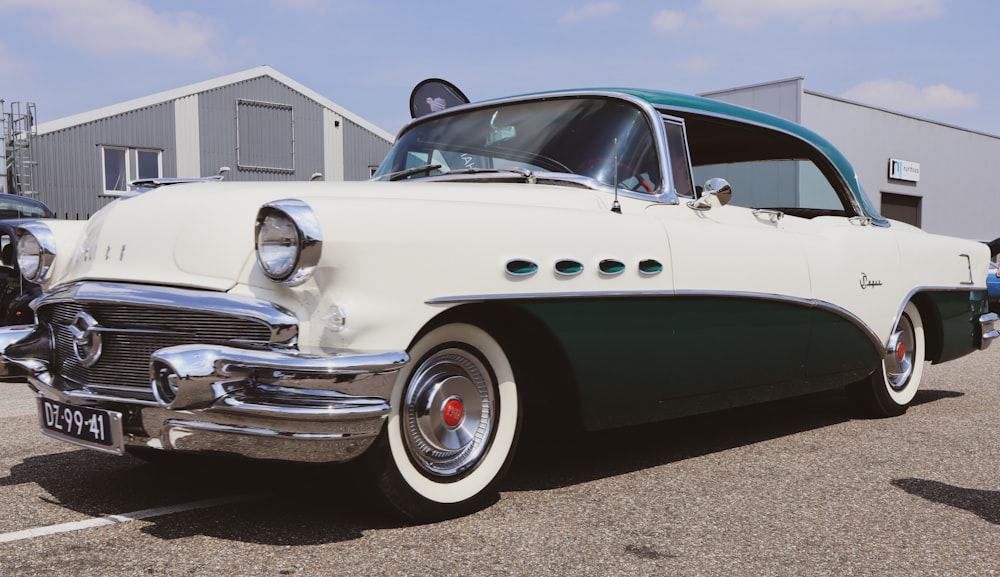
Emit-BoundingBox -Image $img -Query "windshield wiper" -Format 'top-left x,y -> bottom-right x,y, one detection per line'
380,164 -> 442,181
443,167 -> 536,183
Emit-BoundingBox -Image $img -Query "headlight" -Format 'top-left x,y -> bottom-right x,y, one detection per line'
254,199 -> 322,286
16,222 -> 57,283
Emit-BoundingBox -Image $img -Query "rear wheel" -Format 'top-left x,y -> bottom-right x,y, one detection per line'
849,302 -> 925,417
365,323 -> 521,522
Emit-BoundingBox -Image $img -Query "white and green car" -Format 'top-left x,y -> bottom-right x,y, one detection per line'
2,82 -> 996,522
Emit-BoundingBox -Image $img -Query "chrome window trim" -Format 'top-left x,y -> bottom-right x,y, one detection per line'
651,103 -> 868,219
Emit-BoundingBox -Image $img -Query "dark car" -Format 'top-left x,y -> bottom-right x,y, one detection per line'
0,194 -> 53,326
0,193 -> 55,220
0,219 -> 44,325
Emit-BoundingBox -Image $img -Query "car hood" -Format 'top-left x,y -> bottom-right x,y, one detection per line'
55,180 -> 611,291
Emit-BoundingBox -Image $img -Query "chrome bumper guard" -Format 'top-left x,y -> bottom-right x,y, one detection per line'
979,312 -> 999,350
4,330 -> 408,462
0,324 -> 33,379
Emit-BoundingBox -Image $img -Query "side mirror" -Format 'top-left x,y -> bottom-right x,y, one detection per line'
687,178 -> 733,211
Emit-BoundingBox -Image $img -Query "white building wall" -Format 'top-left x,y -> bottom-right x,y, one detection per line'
174,95 -> 201,178
802,93 -> 1000,241
701,78 -> 803,123
323,108 -> 345,181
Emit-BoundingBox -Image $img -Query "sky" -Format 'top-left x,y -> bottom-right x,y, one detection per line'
0,0 -> 998,140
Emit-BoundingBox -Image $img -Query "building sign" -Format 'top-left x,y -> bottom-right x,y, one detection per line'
888,158 -> 920,182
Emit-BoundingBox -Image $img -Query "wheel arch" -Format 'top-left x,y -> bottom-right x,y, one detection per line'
909,292 -> 942,362
908,290 -> 984,365
415,302 -> 584,433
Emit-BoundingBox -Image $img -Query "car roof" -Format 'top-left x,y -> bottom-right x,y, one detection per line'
0,194 -> 55,219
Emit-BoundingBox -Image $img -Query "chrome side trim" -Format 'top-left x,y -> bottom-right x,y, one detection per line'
39,282 -> 299,345
428,286 -> 990,354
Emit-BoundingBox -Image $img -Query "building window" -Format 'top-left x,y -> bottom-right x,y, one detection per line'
101,146 -> 162,196
137,149 -> 162,180
236,99 -> 294,173
881,192 -> 921,228
102,146 -> 129,194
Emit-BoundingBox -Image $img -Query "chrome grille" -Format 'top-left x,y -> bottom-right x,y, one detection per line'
39,300 -> 276,399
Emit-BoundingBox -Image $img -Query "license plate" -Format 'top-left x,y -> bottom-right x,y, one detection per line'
37,397 -> 124,455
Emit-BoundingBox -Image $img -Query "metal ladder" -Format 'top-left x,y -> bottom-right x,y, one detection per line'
1,100 -> 38,196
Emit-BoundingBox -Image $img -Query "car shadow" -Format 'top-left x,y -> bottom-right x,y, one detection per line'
0,387 -> 963,544
506,387 -> 962,491
891,478 -> 999,525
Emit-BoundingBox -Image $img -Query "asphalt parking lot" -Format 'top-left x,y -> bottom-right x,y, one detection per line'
0,346 -> 997,577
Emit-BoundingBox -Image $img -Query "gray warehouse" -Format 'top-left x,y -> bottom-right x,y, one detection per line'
703,77 -> 1000,242
5,66 -> 394,219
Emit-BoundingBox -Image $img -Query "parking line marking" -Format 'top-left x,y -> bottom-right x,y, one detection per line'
0,492 -> 266,544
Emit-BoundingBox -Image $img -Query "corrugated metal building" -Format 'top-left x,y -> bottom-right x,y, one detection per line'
29,66 -> 394,219
702,78 -> 1000,242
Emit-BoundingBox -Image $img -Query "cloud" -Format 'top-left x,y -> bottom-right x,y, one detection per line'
674,55 -> 716,73
840,79 -> 979,114
270,0 -> 365,13
561,2 -> 620,24
701,0 -> 944,27
651,9 -> 686,33
6,0 -> 219,63
0,40 -> 26,77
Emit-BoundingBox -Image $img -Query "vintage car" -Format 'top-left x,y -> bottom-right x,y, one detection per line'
1,82 -> 996,522
0,193 -> 55,330
0,219 -> 43,326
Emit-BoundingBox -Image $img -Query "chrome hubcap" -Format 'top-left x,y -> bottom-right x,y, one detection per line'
885,315 -> 915,391
402,347 -> 494,477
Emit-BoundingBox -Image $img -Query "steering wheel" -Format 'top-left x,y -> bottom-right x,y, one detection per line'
575,158 -> 654,192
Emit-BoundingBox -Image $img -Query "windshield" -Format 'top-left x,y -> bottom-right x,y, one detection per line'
375,96 -> 662,193
0,194 -> 54,219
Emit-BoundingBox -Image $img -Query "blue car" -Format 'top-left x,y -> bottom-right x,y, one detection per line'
987,238 -> 1000,312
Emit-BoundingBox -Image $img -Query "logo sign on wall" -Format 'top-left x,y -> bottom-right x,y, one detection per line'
888,158 -> 920,182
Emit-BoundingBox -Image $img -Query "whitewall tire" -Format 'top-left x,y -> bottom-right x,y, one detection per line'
850,302 -> 925,417
366,322 -> 521,522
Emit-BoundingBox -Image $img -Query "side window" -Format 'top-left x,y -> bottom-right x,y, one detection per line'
663,118 -> 694,198
692,159 -> 844,211
682,115 -> 849,215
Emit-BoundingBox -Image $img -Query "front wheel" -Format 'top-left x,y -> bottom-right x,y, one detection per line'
848,302 -> 925,417
364,323 -> 521,522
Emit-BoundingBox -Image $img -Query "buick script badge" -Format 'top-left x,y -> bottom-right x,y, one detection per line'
859,273 -> 883,290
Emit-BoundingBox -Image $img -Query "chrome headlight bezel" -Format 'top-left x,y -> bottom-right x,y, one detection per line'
15,221 -> 57,283
254,199 -> 323,286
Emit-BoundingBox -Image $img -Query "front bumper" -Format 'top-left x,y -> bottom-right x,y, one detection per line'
11,338 -> 407,461
0,283 -> 409,463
